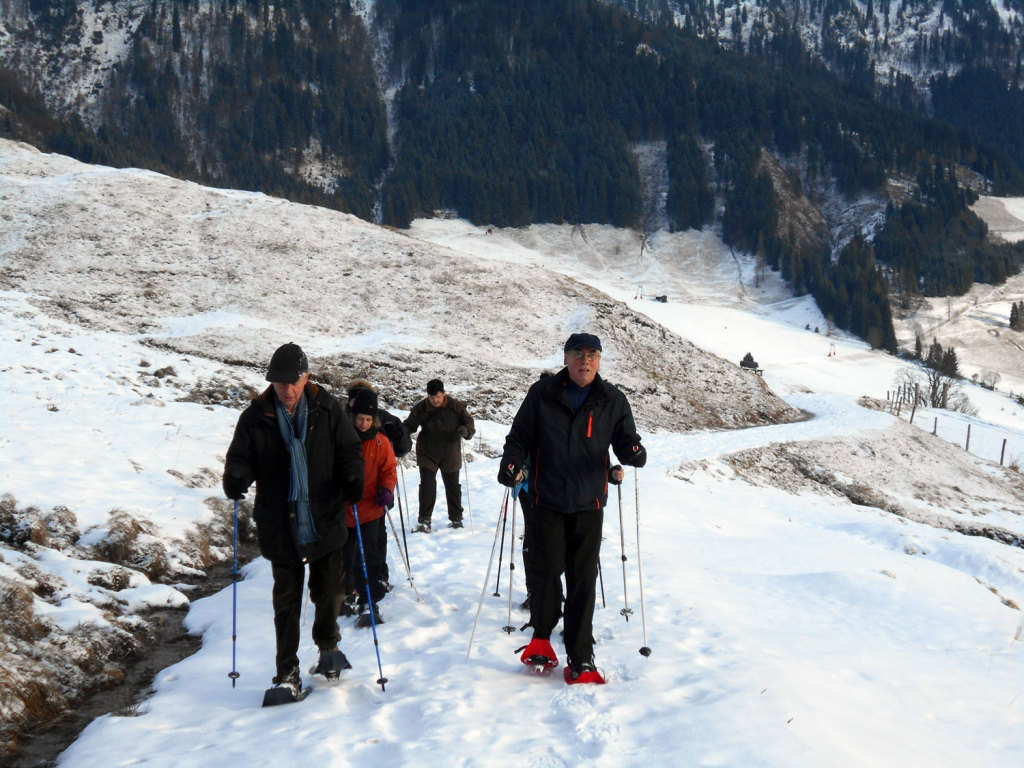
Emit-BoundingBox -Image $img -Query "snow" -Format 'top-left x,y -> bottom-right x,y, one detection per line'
1,138 -> 1023,766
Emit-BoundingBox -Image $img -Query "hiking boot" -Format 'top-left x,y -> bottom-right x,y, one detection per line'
272,666 -> 302,695
564,658 -> 606,685
448,519 -> 464,529
413,521 -> 431,533
339,590 -> 359,617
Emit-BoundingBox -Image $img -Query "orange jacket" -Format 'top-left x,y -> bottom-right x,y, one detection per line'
347,429 -> 397,527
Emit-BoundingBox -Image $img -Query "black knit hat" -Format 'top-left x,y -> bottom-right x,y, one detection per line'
266,343 -> 308,383
350,388 -> 378,417
427,378 -> 444,396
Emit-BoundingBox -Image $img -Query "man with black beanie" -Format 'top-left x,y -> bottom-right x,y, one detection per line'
222,343 -> 364,699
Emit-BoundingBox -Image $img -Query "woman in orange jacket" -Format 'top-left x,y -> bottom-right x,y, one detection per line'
343,389 -> 398,627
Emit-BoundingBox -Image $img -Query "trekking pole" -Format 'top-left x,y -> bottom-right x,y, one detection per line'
467,487 -> 511,661
229,500 -> 240,688
502,488 -> 520,634
396,471 -> 413,569
493,490 -> 510,597
597,559 -> 606,609
617,483 -> 633,621
635,468 -> 651,657
385,507 -> 423,602
399,462 -> 412,526
461,440 -> 475,532
352,503 -> 389,691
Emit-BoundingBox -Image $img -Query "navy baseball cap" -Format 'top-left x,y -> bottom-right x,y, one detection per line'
564,333 -> 602,353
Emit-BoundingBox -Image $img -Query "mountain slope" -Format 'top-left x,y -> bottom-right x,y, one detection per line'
1,139 -> 1023,766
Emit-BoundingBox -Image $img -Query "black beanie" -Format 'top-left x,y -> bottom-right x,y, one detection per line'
350,388 -> 378,417
427,378 -> 444,396
266,343 -> 308,383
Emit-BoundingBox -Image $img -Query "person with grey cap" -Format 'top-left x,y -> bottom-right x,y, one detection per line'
498,332 -> 646,685
222,342 -> 364,699
403,378 -> 476,532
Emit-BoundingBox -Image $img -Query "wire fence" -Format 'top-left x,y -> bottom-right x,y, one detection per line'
886,385 -> 1023,469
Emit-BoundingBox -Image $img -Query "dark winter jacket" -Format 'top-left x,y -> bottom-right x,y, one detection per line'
223,383 -> 364,565
404,394 -> 475,473
501,369 -> 643,514
380,410 -> 413,457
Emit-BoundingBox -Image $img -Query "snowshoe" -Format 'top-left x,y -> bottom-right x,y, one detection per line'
517,638 -> 558,673
262,668 -> 311,706
447,519 -> 464,529
412,521 -> 431,533
564,659 -> 606,685
310,648 -> 352,679
355,605 -> 384,629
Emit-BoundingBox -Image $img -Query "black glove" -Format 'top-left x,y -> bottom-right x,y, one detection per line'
457,425 -> 470,439
497,459 -> 522,487
342,474 -> 364,503
622,441 -> 647,468
223,468 -> 248,500
608,464 -> 624,485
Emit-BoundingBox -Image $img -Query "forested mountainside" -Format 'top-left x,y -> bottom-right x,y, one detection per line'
619,0 -> 1024,176
2,0 -> 1024,352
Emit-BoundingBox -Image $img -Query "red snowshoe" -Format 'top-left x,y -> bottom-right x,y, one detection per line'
518,638 -> 558,673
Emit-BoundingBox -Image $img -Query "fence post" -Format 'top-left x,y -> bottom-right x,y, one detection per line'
965,424 -> 971,452
933,417 -> 937,435
909,398 -> 917,425
1000,438 -> 1007,466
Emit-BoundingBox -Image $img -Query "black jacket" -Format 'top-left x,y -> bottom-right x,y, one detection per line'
501,369 -> 642,514
223,383 -> 364,564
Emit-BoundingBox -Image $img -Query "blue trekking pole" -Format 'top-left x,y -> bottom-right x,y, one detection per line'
352,503 -> 389,691
229,500 -> 240,688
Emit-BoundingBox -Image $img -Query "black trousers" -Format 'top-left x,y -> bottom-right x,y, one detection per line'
342,516 -> 387,606
418,467 -> 463,523
271,547 -> 343,678
527,505 -> 603,666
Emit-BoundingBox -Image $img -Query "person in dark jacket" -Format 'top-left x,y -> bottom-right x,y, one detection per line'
223,343 -> 364,696
345,379 -> 411,597
404,379 -> 475,531
498,333 -> 646,684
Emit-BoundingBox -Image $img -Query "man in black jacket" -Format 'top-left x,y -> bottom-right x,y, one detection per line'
404,379 -> 475,531
223,343 -> 364,696
498,333 -> 646,684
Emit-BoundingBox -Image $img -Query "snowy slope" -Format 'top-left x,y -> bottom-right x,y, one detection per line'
1,139 -> 1023,767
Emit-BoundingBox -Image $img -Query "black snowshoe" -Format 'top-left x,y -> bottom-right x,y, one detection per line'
310,648 -> 352,680
262,668 -> 311,707
355,604 -> 384,629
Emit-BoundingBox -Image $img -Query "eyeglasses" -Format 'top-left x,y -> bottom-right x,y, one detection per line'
568,349 -> 601,361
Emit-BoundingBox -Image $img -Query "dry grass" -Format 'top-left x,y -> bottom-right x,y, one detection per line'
0,488 -> 252,762
90,510 -> 170,581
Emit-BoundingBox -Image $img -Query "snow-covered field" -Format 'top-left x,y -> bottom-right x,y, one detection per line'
2,139 -> 1023,767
